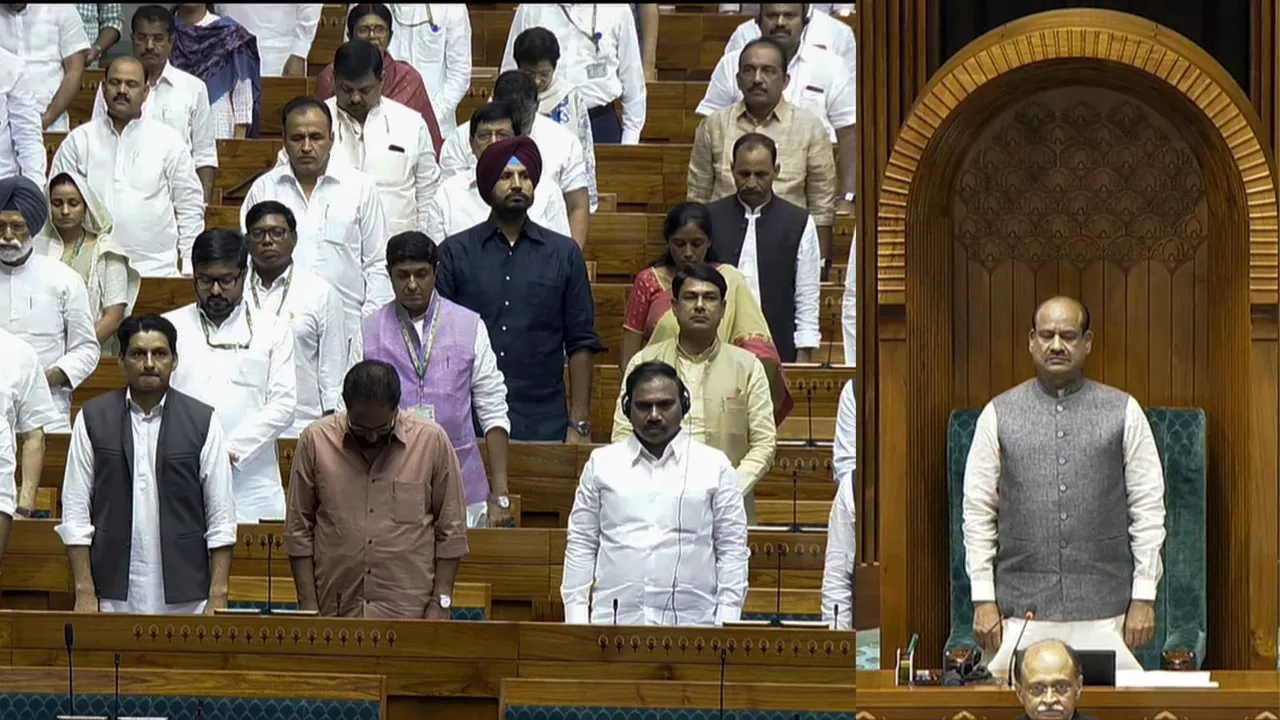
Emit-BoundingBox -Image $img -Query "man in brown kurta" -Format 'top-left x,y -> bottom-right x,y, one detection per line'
284,360 -> 469,619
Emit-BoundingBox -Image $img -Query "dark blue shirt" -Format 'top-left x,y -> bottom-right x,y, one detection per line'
436,219 -> 604,441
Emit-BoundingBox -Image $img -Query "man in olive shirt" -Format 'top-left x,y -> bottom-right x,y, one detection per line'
284,360 -> 469,619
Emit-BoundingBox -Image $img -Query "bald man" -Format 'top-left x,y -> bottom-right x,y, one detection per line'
1013,640 -> 1097,720
961,296 -> 1166,676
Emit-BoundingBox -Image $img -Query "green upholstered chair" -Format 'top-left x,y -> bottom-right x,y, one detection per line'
943,407 -> 1208,670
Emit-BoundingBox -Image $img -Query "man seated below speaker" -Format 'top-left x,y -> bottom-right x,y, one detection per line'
1012,639 -> 1098,720
562,361 -> 749,626
962,296 -> 1166,676
612,264 -> 776,523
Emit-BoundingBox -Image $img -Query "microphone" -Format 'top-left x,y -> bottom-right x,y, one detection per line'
64,622 -> 75,718
196,700 -> 205,720
612,598 -> 618,626
718,648 -> 727,720
265,533 -> 275,615
833,604 -> 840,630
804,388 -> 817,448
788,470 -> 801,533
113,653 -> 120,720
770,544 -> 787,627
1006,606 -> 1037,689
822,312 -> 838,368
336,592 -> 342,618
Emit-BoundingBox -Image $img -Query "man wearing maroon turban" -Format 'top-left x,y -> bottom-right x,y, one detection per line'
435,135 -> 604,443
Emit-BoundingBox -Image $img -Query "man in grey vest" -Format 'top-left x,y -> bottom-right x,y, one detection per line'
56,314 -> 238,615
705,133 -> 821,363
962,296 -> 1166,676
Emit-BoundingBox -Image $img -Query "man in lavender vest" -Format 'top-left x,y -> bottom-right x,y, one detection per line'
361,231 -> 513,528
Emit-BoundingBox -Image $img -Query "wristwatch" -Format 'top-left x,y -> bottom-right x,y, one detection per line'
568,420 -> 592,437
488,495 -> 511,509
434,594 -> 453,610
12,507 -> 32,518
842,191 -> 856,203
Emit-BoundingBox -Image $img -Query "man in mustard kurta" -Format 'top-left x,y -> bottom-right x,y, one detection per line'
612,263 -> 776,522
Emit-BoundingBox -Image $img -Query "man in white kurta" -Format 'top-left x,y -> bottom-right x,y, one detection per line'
387,3 -> 471,137
57,314 -> 237,615
214,4 -> 321,77
244,200 -> 350,437
0,47 -> 44,181
823,475 -> 854,629
722,5 -> 855,72
0,175 -> 100,433
0,3 -> 89,132
242,99 -> 392,343
0,326 -> 57,535
562,362 -> 749,626
163,230 -> 297,523
51,57 -> 205,278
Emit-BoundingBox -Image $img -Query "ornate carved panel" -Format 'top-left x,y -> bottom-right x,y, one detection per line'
953,87 -> 1208,275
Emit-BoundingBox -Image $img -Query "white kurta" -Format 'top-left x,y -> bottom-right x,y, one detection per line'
0,328 -> 59,517
214,4 -> 321,77
832,379 -> 855,486
0,4 -> 89,132
55,393 -> 238,614
91,62 -> 218,169
424,171 -> 571,241
823,476 -> 854,629
841,225 -> 855,361
326,97 -> 440,236
736,200 -> 822,351
162,302 -> 297,523
241,160 -> 393,345
561,432 -> 750,626
49,116 -> 205,278
0,47 -> 45,181
723,9 -> 856,73
247,264 -> 349,437
387,3 -> 471,137
0,254 -> 100,433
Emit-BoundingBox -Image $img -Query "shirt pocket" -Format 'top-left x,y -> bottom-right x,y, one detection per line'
391,478 -> 426,524
231,354 -> 269,389
720,394 -> 751,446
125,154 -> 165,195
22,287 -> 65,338
795,84 -> 829,118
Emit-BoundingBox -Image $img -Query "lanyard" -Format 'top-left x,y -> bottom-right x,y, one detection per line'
559,4 -> 600,52
249,263 -> 293,316
398,297 -> 442,380
201,306 -> 254,351
394,4 -> 439,33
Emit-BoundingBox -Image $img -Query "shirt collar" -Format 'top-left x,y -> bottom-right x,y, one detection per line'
126,389 -> 167,418
479,217 -> 548,247
676,338 -> 721,363
628,429 -> 690,467
340,411 -> 412,448
154,62 -> 177,88
739,195 -> 772,216
732,98 -> 789,126
198,299 -> 248,329
252,262 -> 293,291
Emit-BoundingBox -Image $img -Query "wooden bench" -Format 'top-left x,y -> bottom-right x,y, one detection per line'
228,575 -> 493,619
500,679 -> 854,717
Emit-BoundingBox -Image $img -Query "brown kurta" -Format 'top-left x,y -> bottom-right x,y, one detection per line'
284,412 -> 469,618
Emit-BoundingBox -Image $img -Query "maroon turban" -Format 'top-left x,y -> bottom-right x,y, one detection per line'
476,136 -> 543,206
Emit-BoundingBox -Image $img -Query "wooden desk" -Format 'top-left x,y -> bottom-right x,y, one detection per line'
855,669 -> 1280,719
0,612 -> 854,719
499,679 -> 854,715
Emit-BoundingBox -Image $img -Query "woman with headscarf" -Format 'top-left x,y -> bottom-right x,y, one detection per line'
314,3 -> 443,153
32,172 -> 140,356
170,3 -> 261,138
620,202 -> 794,424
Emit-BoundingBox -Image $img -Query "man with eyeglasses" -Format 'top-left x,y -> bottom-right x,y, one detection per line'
284,360 -> 469,619
162,229 -> 297,523
245,200 -> 349,438
1013,640 -> 1097,720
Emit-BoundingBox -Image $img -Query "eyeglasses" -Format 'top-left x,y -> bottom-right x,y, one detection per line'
248,227 -> 291,241
354,25 -> 389,38
1023,681 -> 1075,698
195,271 -> 244,291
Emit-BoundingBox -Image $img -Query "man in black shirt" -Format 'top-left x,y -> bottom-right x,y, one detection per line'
1012,639 -> 1098,720
436,136 -> 603,442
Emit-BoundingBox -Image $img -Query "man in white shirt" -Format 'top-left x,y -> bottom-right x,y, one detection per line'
841,225 -> 855,362
0,325 -> 58,526
0,3 -> 89,131
833,378 -> 855,489
162,229 -> 297,524
425,102 -> 571,241
962,296 -> 1166,676
242,97 -> 393,343
563,360 -> 749,625
438,71 -> 591,245
823,474 -> 854,629
500,3 -> 647,145
723,4 -> 855,72
362,231 -> 512,529
245,200 -> 349,438
0,47 -> 43,180
720,3 -> 855,14
387,3 -> 470,137
92,5 -> 217,201
327,39 -> 440,237
215,4 -> 320,77
51,56 -> 205,278
0,175 -> 100,432
698,4 -> 857,219
705,133 -> 820,363
57,313 -> 237,615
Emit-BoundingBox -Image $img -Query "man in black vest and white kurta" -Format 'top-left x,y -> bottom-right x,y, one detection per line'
56,314 -> 237,615
705,133 -> 821,363
962,296 -> 1166,676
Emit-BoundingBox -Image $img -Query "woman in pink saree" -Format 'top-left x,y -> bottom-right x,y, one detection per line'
620,202 -> 794,424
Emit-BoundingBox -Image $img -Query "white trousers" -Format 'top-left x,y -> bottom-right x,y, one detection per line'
983,614 -> 1144,677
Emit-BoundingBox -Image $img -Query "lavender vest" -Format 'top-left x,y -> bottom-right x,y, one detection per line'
362,297 -> 487,505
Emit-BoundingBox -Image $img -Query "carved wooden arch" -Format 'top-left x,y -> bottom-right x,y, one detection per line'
875,8 -> 1279,305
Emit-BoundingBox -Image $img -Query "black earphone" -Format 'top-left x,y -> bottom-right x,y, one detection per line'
623,362 -> 692,417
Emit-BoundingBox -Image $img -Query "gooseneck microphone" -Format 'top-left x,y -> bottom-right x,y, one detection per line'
1006,606 -> 1037,689
64,622 -> 75,718
823,312 -> 837,368
265,533 -> 275,615
612,598 -> 618,626
789,470 -> 801,532
804,387 -> 816,448
771,545 -> 787,627
113,652 -> 120,720
718,648 -> 728,720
